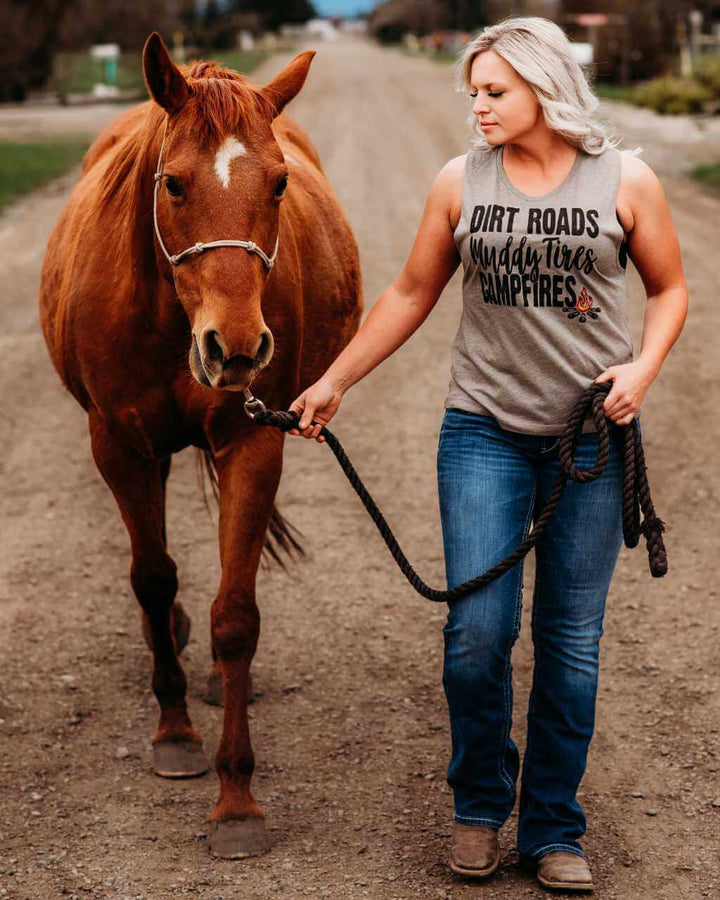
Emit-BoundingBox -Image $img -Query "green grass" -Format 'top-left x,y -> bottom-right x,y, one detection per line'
0,139 -> 89,212
689,162 -> 720,193
51,47 -> 272,97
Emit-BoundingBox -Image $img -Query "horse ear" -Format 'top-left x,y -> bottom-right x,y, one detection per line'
142,32 -> 191,114
260,50 -> 316,118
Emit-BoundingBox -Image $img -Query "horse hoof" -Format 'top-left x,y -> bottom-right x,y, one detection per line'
208,817 -> 271,859
152,740 -> 208,778
203,671 -> 256,707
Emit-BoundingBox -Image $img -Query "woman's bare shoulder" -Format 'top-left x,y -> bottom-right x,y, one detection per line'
433,154 -> 467,233
617,150 -> 664,234
618,150 -> 660,191
437,153 -> 468,188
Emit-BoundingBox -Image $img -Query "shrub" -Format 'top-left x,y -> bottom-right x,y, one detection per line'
631,75 -> 713,115
694,54 -> 720,96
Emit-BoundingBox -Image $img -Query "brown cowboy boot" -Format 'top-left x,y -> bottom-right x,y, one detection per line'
449,823 -> 501,878
536,850 -> 594,891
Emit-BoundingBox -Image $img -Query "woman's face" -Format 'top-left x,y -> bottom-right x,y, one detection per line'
469,49 -> 542,144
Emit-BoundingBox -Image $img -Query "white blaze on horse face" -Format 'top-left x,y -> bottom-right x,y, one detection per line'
214,137 -> 247,189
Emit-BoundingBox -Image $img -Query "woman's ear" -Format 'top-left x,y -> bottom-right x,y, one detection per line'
142,32 -> 192,114
260,50 -> 316,118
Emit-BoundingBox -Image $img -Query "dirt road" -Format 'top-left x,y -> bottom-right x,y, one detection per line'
1,36 -> 718,900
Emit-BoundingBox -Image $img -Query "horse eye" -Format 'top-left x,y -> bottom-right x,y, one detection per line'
165,177 -> 184,198
274,175 -> 288,198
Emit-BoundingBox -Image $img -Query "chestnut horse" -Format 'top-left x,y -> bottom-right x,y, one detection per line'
39,32 -> 362,858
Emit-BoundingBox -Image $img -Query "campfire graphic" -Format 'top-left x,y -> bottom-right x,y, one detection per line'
564,286 -> 601,323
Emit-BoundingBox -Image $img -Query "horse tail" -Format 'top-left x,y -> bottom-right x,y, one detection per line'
264,505 -> 306,571
195,449 -> 306,571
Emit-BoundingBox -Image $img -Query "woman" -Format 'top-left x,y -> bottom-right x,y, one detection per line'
286,16 -> 687,892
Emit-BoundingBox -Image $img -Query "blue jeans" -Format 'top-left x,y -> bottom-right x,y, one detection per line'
436,407 -> 630,861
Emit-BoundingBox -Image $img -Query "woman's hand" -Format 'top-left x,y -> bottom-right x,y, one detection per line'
594,359 -> 657,426
286,376 -> 344,443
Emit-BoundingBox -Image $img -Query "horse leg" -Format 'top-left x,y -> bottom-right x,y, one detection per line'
203,644 -> 256,707
207,428 -> 283,858
141,456 -> 191,656
89,415 -> 208,778
201,458 -> 260,709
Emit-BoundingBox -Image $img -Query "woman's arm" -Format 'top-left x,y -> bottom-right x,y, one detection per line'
289,156 -> 465,440
594,154 -> 689,425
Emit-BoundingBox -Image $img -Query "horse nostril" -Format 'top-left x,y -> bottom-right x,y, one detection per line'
203,329 -> 225,364
257,330 -> 271,360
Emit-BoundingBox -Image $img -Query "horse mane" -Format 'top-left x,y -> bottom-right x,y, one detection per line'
92,61 -> 275,281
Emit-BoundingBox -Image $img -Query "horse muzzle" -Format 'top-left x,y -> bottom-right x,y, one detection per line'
190,328 -> 273,391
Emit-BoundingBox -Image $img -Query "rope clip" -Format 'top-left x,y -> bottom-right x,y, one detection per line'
243,396 -> 267,420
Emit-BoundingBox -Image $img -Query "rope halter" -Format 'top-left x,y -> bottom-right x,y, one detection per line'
152,120 -> 279,270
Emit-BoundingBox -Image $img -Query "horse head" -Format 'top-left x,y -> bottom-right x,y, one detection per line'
142,32 -> 315,391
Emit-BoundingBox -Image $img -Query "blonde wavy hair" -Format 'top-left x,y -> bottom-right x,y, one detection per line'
455,16 -> 626,156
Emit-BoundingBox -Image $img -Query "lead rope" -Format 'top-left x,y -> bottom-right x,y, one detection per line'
242,380 -> 668,602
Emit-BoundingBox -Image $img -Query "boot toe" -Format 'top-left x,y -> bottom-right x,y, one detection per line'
449,824 -> 500,877
537,850 -> 594,891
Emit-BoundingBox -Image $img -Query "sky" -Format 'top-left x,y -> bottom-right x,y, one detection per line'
205,0 -> 378,18
313,0 -> 377,17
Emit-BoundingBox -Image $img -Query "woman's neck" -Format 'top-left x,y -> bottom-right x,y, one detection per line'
501,130 -> 577,174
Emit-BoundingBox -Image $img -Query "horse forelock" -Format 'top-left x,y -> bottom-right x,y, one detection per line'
180,60 -> 271,140
180,72 -> 274,143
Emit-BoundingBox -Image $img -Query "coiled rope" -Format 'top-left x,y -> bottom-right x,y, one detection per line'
247,380 -> 667,602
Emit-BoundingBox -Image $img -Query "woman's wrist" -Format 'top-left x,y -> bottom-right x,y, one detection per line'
636,353 -> 661,381
324,370 -> 353,397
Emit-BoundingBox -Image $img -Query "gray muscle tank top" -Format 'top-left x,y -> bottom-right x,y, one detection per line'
445,143 -> 634,435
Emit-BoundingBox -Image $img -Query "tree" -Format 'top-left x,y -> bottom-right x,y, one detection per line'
228,0 -> 317,34
0,0 -> 77,101
60,0 -> 179,50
